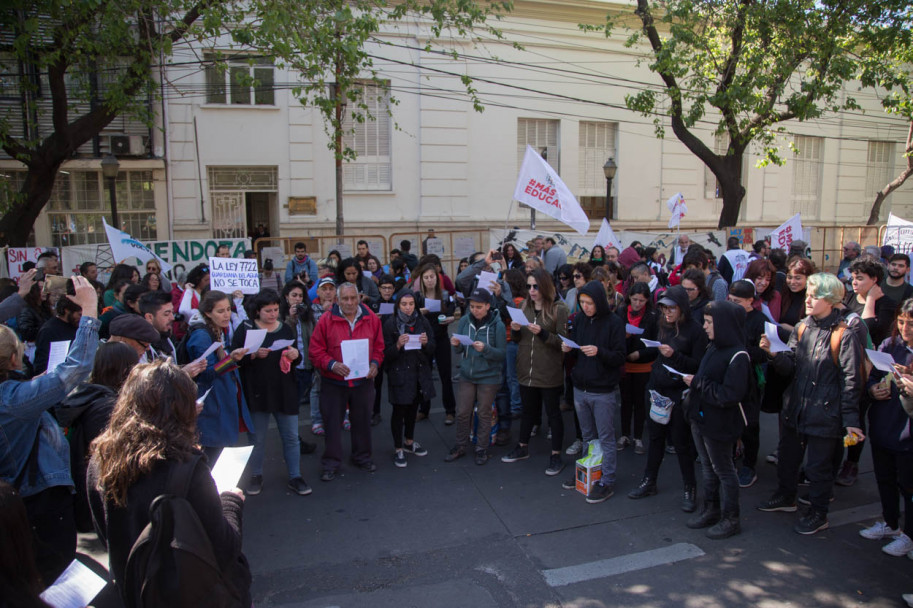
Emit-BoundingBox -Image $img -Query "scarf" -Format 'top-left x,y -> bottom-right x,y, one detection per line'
396,308 -> 420,335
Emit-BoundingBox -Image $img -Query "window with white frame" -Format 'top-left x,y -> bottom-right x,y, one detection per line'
578,121 -> 616,219
866,141 -> 896,216
205,55 -> 275,106
342,82 -> 392,191
790,135 -> 823,219
518,118 -> 559,172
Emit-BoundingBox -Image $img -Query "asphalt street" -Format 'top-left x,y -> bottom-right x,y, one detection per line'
79,374 -> 911,607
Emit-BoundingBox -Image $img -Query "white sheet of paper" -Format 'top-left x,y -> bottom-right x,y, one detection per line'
404,334 -> 422,350
478,270 -> 499,293
341,338 -> 370,379
47,340 -> 71,372
196,387 -> 213,407
764,322 -> 791,353
40,559 -> 106,608
210,445 -> 254,494
268,339 -> 295,351
641,338 -> 662,348
425,298 -> 442,312
760,302 -> 776,324
363,270 -> 373,278
379,303 -> 395,315
866,349 -> 898,375
193,340 -> 221,364
625,323 -> 645,335
508,307 -> 529,326
559,335 -> 581,349
242,329 -> 267,353
452,333 -> 475,346
663,364 -> 687,377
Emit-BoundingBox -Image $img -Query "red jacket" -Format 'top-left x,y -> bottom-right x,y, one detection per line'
309,303 -> 384,387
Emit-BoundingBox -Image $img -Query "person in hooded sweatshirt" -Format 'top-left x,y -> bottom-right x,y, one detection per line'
682,301 -> 752,539
628,285 -> 708,513
447,289 -> 506,465
558,280 -> 626,503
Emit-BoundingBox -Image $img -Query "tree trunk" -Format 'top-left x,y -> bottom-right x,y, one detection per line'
717,153 -> 746,229
0,161 -> 58,246
867,121 -> 913,225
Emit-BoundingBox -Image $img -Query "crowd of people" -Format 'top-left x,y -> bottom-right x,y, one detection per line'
1,232 -> 912,606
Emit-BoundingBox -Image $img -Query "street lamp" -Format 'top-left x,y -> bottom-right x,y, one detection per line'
603,157 -> 617,220
101,154 -> 120,228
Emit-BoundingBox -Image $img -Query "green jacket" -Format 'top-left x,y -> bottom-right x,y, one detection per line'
453,310 -> 506,384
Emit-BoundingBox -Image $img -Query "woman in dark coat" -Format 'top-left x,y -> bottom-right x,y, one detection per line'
383,291 -> 435,468
232,289 -> 308,496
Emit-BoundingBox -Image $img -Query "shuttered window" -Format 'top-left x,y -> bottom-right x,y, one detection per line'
791,135 -> 823,219
343,82 -> 392,191
518,119 -> 559,172
578,121 -> 616,194
865,141 -> 895,220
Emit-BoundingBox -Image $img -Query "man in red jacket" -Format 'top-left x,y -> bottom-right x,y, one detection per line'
309,282 -> 385,481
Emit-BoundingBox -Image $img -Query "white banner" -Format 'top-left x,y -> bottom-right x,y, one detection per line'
6,247 -> 58,283
768,213 -> 803,251
513,145 -> 590,235
666,193 -> 687,229
592,218 -> 622,251
103,219 -> 172,274
882,213 -> 913,256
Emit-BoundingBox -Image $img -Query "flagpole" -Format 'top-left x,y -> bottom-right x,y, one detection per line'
501,198 -> 515,251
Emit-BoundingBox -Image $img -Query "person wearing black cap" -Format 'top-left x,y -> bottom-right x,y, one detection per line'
628,285 -> 708,512
447,288 -> 505,465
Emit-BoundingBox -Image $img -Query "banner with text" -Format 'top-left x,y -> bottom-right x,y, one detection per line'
209,257 -> 260,294
882,213 -> 913,256
6,247 -> 59,283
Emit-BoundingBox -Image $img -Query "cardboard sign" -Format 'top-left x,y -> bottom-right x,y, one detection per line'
209,257 -> 260,294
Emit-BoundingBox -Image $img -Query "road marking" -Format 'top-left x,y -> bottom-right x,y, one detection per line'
828,502 -> 882,529
541,543 -> 705,587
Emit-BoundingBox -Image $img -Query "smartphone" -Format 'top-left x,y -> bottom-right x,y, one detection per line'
34,269 -> 45,282
491,251 -> 503,261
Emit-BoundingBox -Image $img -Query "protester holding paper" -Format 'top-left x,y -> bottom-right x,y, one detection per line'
186,290 -> 253,464
627,285 -> 707,514
414,263 -> 457,424
308,282 -> 384,482
618,282 -> 659,455
232,289 -> 310,497
87,360 -> 252,607
32,284 -> 81,375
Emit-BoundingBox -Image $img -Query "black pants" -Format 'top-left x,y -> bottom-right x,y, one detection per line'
373,363 -> 385,415
620,372 -> 649,440
23,486 -> 76,586
777,425 -> 842,515
741,420 -> 760,469
871,442 -> 913,531
644,403 -> 696,486
320,381 -> 374,470
390,401 -> 420,450
518,384 -> 564,452
421,334 -> 455,415
845,398 -> 870,464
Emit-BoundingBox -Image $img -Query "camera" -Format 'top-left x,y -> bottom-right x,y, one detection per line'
491,251 -> 503,261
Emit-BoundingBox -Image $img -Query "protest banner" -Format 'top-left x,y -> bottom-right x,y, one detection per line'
6,247 -> 59,283
766,213 -> 803,250
882,213 -> 913,256
513,145 -> 590,235
104,219 -> 172,274
209,257 -> 260,294
592,218 -> 622,251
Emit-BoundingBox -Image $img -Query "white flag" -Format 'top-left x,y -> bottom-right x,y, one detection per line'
103,219 -> 172,273
513,145 -> 590,235
592,218 -> 622,251
666,193 -> 687,229
769,213 -> 803,250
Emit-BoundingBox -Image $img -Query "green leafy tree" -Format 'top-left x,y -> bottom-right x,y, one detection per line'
598,0 -> 907,228
0,0 -> 509,245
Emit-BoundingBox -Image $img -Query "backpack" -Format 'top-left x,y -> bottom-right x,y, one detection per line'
796,319 -> 868,384
122,455 -> 249,608
174,326 -> 206,365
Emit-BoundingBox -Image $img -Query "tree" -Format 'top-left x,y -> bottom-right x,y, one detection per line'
597,0 -> 907,229
0,0 -> 509,245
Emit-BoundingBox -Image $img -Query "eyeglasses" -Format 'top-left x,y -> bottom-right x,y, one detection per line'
527,283 -> 539,290
559,276 -> 570,281
573,273 -> 583,279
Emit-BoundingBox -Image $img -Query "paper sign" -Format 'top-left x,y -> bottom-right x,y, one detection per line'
559,335 -> 581,349
508,307 -> 530,326
210,445 -> 254,494
379,303 -> 395,315
866,349 -> 898,375
454,236 -> 476,259
641,338 -> 662,347
477,270 -> 499,294
404,334 -> 422,351
40,559 -> 106,608
425,298 -> 442,312
209,257 -> 260,295
242,329 -> 267,353
47,340 -> 71,372
268,339 -> 295,351
625,323 -> 644,335
663,364 -> 687,376
363,270 -> 373,278
764,322 -> 791,353
341,338 -> 370,379
452,333 -> 475,346
193,340 -> 221,364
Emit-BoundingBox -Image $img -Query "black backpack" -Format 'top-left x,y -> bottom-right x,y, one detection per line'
122,455 -> 249,608
174,326 -> 206,365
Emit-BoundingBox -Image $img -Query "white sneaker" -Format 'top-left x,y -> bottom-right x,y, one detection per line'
860,521 -> 902,540
883,533 -> 913,557
566,439 -> 583,456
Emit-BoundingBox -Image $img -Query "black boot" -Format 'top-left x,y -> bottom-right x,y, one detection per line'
681,485 -> 697,513
686,500 -> 721,529
627,477 -> 658,499
706,513 -> 741,539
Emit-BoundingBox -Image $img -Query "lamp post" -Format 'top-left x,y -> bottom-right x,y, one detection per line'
101,154 -> 120,228
603,157 -> 617,220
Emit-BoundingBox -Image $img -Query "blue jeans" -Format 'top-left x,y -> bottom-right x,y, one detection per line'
497,358 -> 512,431
574,388 -> 619,485
309,373 -> 322,426
250,411 -> 301,479
691,423 -> 739,516
506,342 -> 522,415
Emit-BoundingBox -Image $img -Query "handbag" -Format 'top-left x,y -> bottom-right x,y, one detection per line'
649,389 -> 674,425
